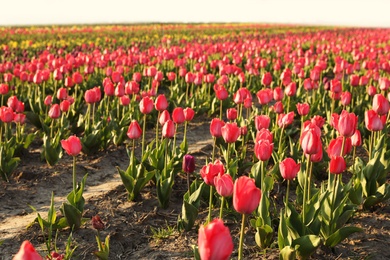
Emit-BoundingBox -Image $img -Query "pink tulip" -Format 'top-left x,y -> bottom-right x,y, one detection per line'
13,240 -> 42,260
61,135 -> 82,157
233,176 -> 261,215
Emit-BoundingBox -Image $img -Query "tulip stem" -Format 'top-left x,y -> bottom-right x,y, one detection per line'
219,100 -> 223,119
238,214 -> 246,260
302,154 -> 311,230
207,185 -> 213,223
330,171 -> 339,231
307,160 -> 313,201
212,137 -> 216,162
219,196 -> 225,220
187,172 -> 191,196
142,113 -> 146,160
72,155 -> 77,204
156,111 -> 161,149
285,180 -> 290,216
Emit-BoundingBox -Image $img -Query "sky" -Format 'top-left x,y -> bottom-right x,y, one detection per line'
1,0 -> 390,28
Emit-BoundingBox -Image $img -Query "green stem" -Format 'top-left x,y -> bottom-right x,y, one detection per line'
307,160 -> 313,201
207,185 -> 213,223
330,171 -> 339,231
187,172 -> 191,196
219,99 -> 223,119
278,126 -> 285,154
72,156 -> 77,204
302,154 -> 311,229
142,113 -> 146,159
156,110 -> 161,149
219,196 -> 225,220
285,180 -> 290,217
238,214 -> 247,260
212,137 -> 216,162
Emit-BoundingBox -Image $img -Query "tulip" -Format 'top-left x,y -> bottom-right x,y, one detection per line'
183,154 -> 195,195
120,95 -> 130,106
226,108 -> 237,121
256,88 -> 273,105
285,82 -> 297,96
44,95 -> 53,106
273,87 -> 284,101
214,173 -> 233,198
210,118 -> 225,138
254,115 -> 270,131
57,87 -> 68,100
183,107 -> 195,121
338,110 -> 358,137
139,96 -> 154,114
261,72 -> 272,86
200,160 -> 225,186
329,156 -> 346,174
48,104 -> 61,119
233,176 -> 261,260
296,103 -> 309,116
85,89 -> 98,104
365,109 -> 383,131
92,215 -> 105,231
172,107 -> 185,124
221,122 -> 240,143
61,135 -> 82,157
155,94 -> 168,111
13,240 -> 42,260
0,83 -> 9,95
351,130 -> 362,147
198,218 -> 233,260
214,84 -> 228,100
327,137 -> 352,157
60,100 -> 70,112
279,158 -> 300,181
372,94 -> 389,116
255,128 -> 273,143
127,120 -> 142,139
159,110 -> 171,126
254,139 -> 273,161
340,91 -> 352,106
162,120 -> 175,138
272,101 -> 284,114
300,128 -> 322,155
277,111 -> 294,128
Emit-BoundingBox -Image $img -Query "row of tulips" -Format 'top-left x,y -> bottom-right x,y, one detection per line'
3,24 -> 389,259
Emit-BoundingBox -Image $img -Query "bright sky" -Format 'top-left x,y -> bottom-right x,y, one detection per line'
1,0 -> 390,27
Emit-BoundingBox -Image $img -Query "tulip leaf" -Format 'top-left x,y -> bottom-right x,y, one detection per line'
279,246 -> 296,260
255,224 -> 273,249
291,235 -> 321,259
62,203 -> 82,230
324,226 -> 362,247
278,210 -> 290,249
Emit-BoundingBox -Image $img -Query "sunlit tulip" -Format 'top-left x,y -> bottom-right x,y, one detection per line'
162,119 -> 175,138
48,104 -> 61,119
214,84 -> 228,100
155,94 -> 168,111
214,173 -> 234,197
233,176 -> 261,215
0,83 -> 9,95
296,103 -> 310,116
372,94 -> 389,116
159,110 -> 171,126
255,128 -> 273,143
340,91 -> 352,106
338,110 -> 358,137
351,130 -> 362,147
172,107 -> 185,124
261,72 -> 272,86
57,87 -> 68,100
365,109 -> 383,131
221,122 -> 240,143
183,107 -> 195,121
254,139 -> 273,161
200,160 -> 225,186
198,218 -> 233,260
61,135 -> 82,156
300,128 -> 321,155
60,100 -> 70,112
139,96 -> 154,114
226,108 -> 237,121
13,240 -> 42,260
127,120 -> 142,139
256,88 -> 273,105
329,156 -> 346,174
279,158 -> 300,180
277,112 -> 294,128
210,118 -> 225,138
254,115 -> 270,131
327,137 -> 352,157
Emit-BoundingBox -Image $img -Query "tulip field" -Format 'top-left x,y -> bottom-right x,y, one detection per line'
1,23 -> 390,259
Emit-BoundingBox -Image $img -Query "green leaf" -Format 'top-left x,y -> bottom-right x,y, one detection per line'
292,235 -> 321,259
279,246 -> 296,260
255,224 -> 273,249
178,200 -> 198,231
325,226 -> 362,247
62,203 -> 82,230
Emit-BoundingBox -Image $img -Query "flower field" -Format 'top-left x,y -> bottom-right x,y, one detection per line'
0,23 -> 389,259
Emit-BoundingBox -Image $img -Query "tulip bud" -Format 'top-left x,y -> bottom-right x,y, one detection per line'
183,107 -> 195,121
127,120 -> 142,139
91,215 -> 105,230
351,130 -> 362,147
254,139 -> 273,161
182,154 -> 195,174
226,108 -> 237,121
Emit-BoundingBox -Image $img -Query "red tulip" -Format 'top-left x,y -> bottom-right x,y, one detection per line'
256,88 -> 273,105
139,96 -> 154,114
351,130 -> 362,147
214,173 -> 234,197
221,122 -> 240,143
85,89 -> 98,104
210,118 -> 225,138
279,158 -> 300,180
198,218 -> 233,260
300,128 -> 322,155
255,128 -> 273,143
338,110 -> 358,137
214,84 -> 228,100
13,240 -> 42,260
0,106 -> 14,123
254,115 -> 270,130
72,72 -> 83,85
226,108 -> 237,121
367,85 -> 377,96
272,101 -> 284,114
167,72 -> 176,81
132,72 -> 142,82
103,82 -> 114,96
350,74 -> 359,87
365,109 -> 383,131
91,215 -> 105,231
7,96 -> 19,111
162,120 -> 175,138
327,137 -> 352,157
254,139 -> 273,161
61,135 -> 82,156
127,120 -> 142,139
200,159 -> 225,186
296,103 -> 310,116
57,87 -> 68,100
261,72 -> 272,86
309,146 -> 323,162
329,156 -> 346,174
233,176 -> 261,215
64,76 -> 74,88
155,94 -> 168,111
60,100 -> 70,112
277,111 -> 294,128
172,107 -> 185,124
340,91 -> 352,106
285,82 -> 297,96
183,107 -> 195,121
0,83 -> 9,95
273,87 -> 284,101
48,104 -> 61,119
159,110 -> 171,126
115,82 -> 125,97
372,94 -> 389,116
